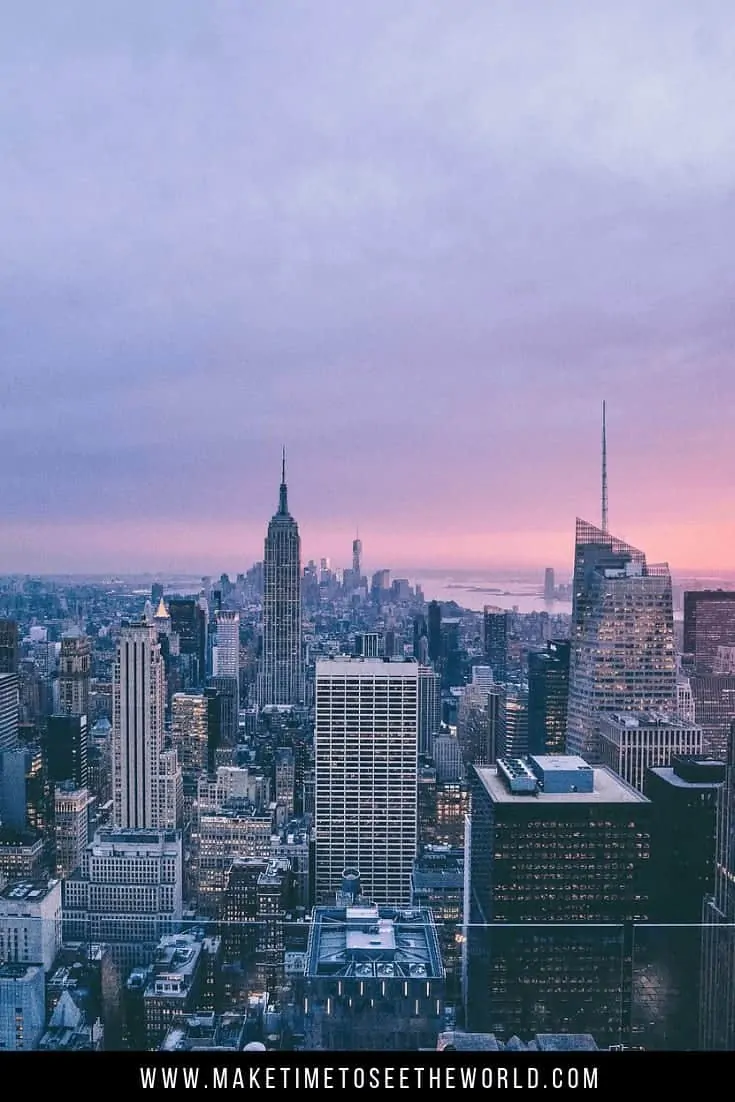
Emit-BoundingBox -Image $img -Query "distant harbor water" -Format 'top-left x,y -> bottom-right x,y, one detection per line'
407,572 -> 573,616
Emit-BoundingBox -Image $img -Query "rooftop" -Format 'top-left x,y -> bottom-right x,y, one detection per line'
475,763 -> 647,805
599,711 -> 699,730
305,903 -> 443,981
1,878 -> 59,903
315,657 -> 419,677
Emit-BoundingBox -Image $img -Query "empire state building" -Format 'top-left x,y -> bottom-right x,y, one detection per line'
257,451 -> 304,708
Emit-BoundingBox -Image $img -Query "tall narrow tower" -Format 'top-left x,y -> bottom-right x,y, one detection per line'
112,622 -> 165,828
601,400 -> 608,534
352,529 -> 362,578
257,450 -> 303,708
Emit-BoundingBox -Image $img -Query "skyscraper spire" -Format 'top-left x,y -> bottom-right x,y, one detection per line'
601,400 -> 608,534
279,446 -> 288,515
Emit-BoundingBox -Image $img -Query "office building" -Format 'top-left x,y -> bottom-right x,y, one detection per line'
500,685 -> 528,758
465,755 -> 650,1046
54,782 -> 89,879
544,568 -> 555,601
483,607 -> 508,685
315,657 -> 419,905
257,453 -> 303,709
303,880 -> 444,1050
274,747 -> 295,820
418,665 -> 442,757
566,519 -> 676,763
427,601 -> 442,664
683,591 -> 735,674
45,714 -> 88,789
0,621 -> 19,676
62,829 -> 183,974
689,674 -> 735,761
58,629 -> 91,717
598,711 -> 703,793
528,640 -> 570,756
168,599 -> 207,686
0,962 -> 45,1051
205,678 -> 237,749
0,747 -> 29,831
0,674 -> 19,753
411,846 -> 464,1004
354,632 -> 382,658
171,692 -> 211,777
0,879 -> 62,971
212,609 -> 240,717
112,623 -> 164,829
700,721 -> 735,1049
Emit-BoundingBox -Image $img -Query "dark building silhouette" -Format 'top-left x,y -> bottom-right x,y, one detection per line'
528,640 -> 571,756
45,713 -> 88,788
483,607 -> 508,685
683,591 -> 735,674
427,602 -> 442,664
466,756 -> 650,1047
701,723 -> 735,1049
0,620 -> 19,675
688,674 -> 735,761
168,599 -> 207,686
645,755 -> 723,922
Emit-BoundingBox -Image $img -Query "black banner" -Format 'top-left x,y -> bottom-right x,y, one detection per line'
0,1050 -> 720,1092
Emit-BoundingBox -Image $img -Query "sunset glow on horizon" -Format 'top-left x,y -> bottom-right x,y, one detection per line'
2,4 -> 734,579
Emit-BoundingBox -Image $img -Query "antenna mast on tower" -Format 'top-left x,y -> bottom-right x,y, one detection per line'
601,400 -> 608,533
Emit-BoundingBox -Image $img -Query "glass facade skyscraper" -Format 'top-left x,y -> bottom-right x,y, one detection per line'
683,590 -> 735,674
566,519 -> 676,763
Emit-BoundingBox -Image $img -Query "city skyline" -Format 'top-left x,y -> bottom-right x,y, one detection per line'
3,3 -> 735,575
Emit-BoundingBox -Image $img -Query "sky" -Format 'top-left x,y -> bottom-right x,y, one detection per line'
2,1 -> 735,577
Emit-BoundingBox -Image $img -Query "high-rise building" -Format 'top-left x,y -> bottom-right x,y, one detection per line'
566,519 -> 676,763
528,640 -> 570,756
0,674 -> 19,753
171,692 -> 210,776
639,756 -> 725,1051
112,623 -> 164,829
54,782 -> 89,879
352,534 -> 362,578
0,621 -> 19,676
700,724 -> 735,1049
500,686 -> 528,759
58,629 -> 91,717
544,568 -> 555,601
314,657 -> 419,905
483,607 -> 508,685
213,610 -> 239,681
206,677 -> 238,748
683,591 -> 735,674
465,755 -> 650,1046
418,665 -> 442,757
257,452 -> 303,709
168,598 -> 207,686
303,883 -> 444,1051
689,674 -> 735,761
645,756 -> 724,923
427,601 -> 442,664
354,632 -> 382,658
0,879 -> 63,971
62,828 -> 183,974
598,711 -> 703,793
45,713 -> 88,788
